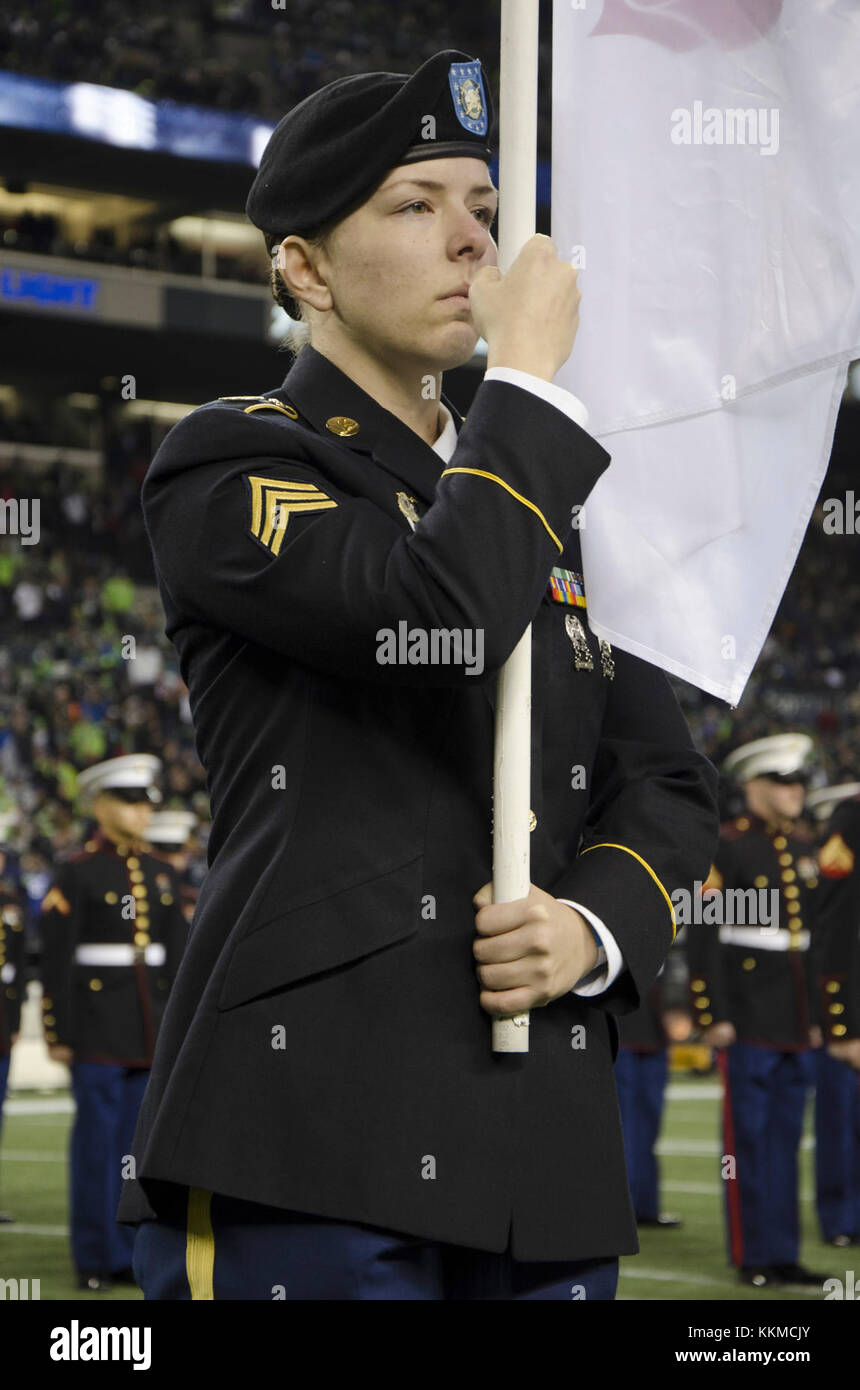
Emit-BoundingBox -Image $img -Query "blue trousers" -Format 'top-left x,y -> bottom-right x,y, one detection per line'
718,1044 -> 813,1268
814,1047 -> 860,1241
69,1061 -> 150,1275
133,1189 -> 619,1300
615,1048 -> 668,1221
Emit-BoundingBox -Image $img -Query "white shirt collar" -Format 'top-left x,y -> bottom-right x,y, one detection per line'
430,401 -> 459,462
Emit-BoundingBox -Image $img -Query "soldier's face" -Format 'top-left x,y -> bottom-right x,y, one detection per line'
319,157 -> 499,370
92,793 -> 153,842
745,777 -> 806,823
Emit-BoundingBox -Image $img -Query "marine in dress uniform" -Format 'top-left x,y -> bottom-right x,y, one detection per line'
119,50 -> 719,1301
689,734 -> 826,1288
143,811 -> 201,926
0,811 -> 27,1223
39,755 -> 187,1291
615,939 -> 690,1229
807,783 -> 860,1246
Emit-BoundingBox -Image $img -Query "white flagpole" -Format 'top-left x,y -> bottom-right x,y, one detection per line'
491,0 -> 540,1054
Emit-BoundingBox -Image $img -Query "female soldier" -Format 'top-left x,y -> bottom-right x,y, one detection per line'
121,48 -> 718,1301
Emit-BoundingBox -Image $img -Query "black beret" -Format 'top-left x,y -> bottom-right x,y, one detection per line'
246,48 -> 496,250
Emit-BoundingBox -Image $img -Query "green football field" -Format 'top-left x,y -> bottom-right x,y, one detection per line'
0,1074 -> 848,1301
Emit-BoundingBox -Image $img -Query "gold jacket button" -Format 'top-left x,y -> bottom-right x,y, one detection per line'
325,415 -> 359,436
89,978 -> 103,991
528,811 -> 537,832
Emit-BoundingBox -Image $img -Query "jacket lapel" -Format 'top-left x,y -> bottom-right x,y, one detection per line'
276,345 -> 494,711
276,344 -> 463,506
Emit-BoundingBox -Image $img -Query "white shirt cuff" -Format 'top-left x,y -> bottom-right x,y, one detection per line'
558,899 -> 624,996
483,366 -> 589,431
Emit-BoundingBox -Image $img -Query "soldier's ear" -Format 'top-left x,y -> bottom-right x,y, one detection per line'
276,236 -> 333,313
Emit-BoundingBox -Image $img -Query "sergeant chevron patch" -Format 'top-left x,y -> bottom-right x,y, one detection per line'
246,474 -> 337,557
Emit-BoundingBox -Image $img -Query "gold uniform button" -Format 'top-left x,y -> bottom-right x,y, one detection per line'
160,893 -> 174,905
781,869 -> 796,883
753,875 -> 768,888
786,901 -> 801,915
136,916 -> 150,928
699,1013 -> 713,1026
132,885 -> 148,899
104,891 -> 119,905
42,995 -> 53,1007
778,852 -> 793,866
89,978 -> 103,991
806,876 -> 818,889
528,811 -> 537,832
829,1003 -> 845,1015
325,415 -> 359,437
127,857 -> 140,869
832,1025 -> 847,1037
826,981 -> 840,994
784,885 -> 799,899
742,957 -> 756,971
45,1030 -> 57,1042
134,932 -> 150,947
773,836 -> 788,850
129,870 -> 144,883
695,996 -> 710,1009
691,979 -> 706,992
736,817 -> 750,831
43,1014 -> 55,1025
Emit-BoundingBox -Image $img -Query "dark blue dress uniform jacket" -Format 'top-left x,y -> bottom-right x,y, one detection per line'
815,798 -> 860,1040
688,816 -> 819,1048
40,833 -> 187,1066
117,344 -> 719,1260
0,871 -> 26,1056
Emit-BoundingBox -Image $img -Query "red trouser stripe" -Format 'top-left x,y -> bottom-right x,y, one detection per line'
717,1049 -> 745,1267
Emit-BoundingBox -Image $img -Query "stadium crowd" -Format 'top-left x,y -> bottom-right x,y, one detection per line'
0,0 -> 509,133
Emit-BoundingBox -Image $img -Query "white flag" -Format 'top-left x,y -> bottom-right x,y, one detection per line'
552,0 -> 860,704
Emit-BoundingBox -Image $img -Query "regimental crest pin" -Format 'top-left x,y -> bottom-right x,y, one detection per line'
397,492 -> 420,531
448,61 -> 488,136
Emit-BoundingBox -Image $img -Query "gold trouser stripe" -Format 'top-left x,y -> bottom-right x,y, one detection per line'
439,467 -> 563,554
579,842 -> 677,939
186,1187 -> 215,1300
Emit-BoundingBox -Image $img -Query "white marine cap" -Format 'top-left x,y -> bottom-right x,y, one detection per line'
77,754 -> 162,802
805,782 -> 860,822
144,810 -> 197,847
722,733 -> 815,784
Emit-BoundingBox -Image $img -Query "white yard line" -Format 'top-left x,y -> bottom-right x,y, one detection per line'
4,1097 -> 74,1115
0,1223 -> 68,1237
0,1150 -> 65,1162
657,1137 -> 814,1155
